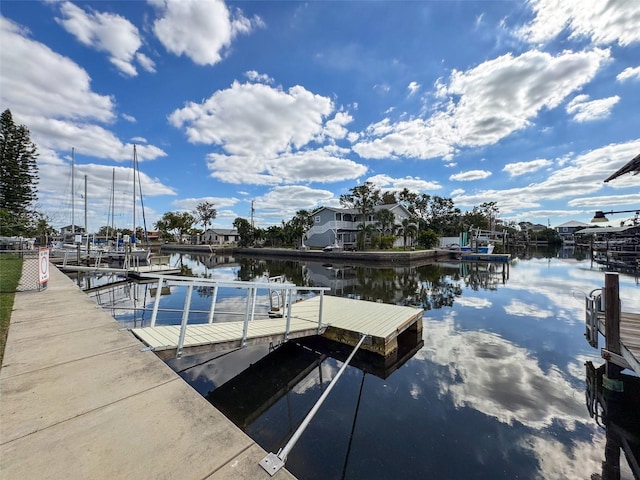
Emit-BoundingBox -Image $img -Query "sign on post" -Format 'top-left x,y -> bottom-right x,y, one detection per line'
39,248 -> 50,284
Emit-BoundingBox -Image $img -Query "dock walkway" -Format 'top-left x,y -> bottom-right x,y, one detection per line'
0,265 -> 295,479
132,292 -> 424,360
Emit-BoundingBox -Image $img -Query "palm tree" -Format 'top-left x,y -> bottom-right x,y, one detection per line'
356,222 -> 377,250
374,208 -> 396,235
398,218 -> 418,250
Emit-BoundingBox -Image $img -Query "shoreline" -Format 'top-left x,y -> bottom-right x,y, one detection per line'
160,244 -> 457,265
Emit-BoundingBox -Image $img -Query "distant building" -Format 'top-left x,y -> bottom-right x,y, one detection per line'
305,204 -> 413,249
201,228 -> 239,245
554,220 -> 590,243
59,225 -> 85,235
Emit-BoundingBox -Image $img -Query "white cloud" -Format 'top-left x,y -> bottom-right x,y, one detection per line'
407,81 -> 420,96
255,186 -> 336,221
0,17 -> 114,122
568,193 -> 640,208
519,0 -> 640,46
366,174 -> 442,193
122,114 -> 136,123
354,49 -> 609,160
503,159 -> 552,177
450,188 -> 465,196
135,52 -> 156,73
449,170 -> 492,181
172,196 -> 239,211
504,299 -> 553,319
245,70 -> 274,84
617,66 -> 640,82
56,2 -> 144,77
169,81 -> 366,185
455,297 -> 492,309
565,94 -> 620,122
151,0 -> 262,66
454,139 -> 640,213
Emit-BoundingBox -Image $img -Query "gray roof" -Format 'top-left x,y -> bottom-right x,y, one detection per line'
575,225 -> 640,235
555,220 -> 590,228
605,152 -> 640,182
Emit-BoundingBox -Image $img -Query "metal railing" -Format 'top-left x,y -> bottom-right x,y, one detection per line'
140,273 -> 330,357
585,288 -> 603,348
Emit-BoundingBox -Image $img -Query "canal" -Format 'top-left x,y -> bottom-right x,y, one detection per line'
85,249 -> 640,480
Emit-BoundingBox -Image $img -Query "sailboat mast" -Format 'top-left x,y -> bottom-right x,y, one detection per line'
133,145 -> 136,244
84,174 -> 88,252
71,148 -> 75,234
108,168 -> 115,237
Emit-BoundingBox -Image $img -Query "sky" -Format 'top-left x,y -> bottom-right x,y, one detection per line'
1,0 -> 639,233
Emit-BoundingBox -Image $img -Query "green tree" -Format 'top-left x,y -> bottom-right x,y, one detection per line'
289,209 -> 314,246
374,208 -> 396,234
233,217 -> 255,247
154,211 -> 195,241
340,182 -> 381,222
193,201 -> 217,231
33,213 -> 56,246
397,218 -> 418,250
0,109 -> 39,236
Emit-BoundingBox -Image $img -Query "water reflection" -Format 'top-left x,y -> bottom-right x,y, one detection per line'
84,252 -> 639,479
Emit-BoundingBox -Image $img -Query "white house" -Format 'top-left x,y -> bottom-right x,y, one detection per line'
305,204 -> 413,249
201,228 -> 239,245
554,220 -> 589,243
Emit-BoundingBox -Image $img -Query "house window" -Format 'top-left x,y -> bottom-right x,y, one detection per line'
335,213 -> 341,221
315,216 -> 321,223
562,227 -> 568,232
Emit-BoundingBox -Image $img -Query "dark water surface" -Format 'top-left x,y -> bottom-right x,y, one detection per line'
88,251 -> 640,480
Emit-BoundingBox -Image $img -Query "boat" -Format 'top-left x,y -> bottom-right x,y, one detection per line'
102,145 -> 151,266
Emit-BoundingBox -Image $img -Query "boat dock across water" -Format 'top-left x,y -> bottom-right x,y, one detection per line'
130,274 -> 424,360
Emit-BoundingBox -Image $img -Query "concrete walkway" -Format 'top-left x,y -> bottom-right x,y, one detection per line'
0,263 -> 295,479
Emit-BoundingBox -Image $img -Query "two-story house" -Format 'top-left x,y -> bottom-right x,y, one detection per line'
554,220 -> 589,244
304,204 -> 413,249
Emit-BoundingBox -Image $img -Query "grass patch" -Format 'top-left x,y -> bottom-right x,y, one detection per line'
0,255 -> 22,368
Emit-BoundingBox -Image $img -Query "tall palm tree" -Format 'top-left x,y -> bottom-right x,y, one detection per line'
398,218 -> 418,250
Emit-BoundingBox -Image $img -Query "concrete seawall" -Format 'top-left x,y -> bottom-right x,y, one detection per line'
0,264 -> 295,479
161,244 -> 455,265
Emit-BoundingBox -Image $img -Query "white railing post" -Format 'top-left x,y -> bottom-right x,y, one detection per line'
317,290 -> 324,334
150,278 -> 164,327
241,287 -> 252,346
176,284 -> 194,357
250,286 -> 258,322
284,288 -> 292,340
207,286 -> 219,324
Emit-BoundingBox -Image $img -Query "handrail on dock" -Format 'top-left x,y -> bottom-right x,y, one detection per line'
260,334 -> 369,476
140,273 -> 331,357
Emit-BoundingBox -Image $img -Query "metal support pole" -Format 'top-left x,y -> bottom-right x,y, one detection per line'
241,288 -> 252,347
260,334 -> 368,476
207,286 -> 219,324
317,290 -> 324,334
150,278 -> 164,327
176,285 -> 193,358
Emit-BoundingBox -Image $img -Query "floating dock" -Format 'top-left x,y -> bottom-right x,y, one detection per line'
130,275 -> 424,360
132,295 -> 423,359
586,273 -> 640,374
460,252 -> 511,262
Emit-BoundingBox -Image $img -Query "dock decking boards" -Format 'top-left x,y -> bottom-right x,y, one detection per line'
132,295 -> 424,359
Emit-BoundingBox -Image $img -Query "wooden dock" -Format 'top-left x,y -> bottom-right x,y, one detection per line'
588,273 -> 640,375
132,295 -> 424,359
460,252 -> 511,262
599,311 -> 640,374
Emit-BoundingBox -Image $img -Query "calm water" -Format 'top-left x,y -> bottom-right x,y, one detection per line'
87,250 -> 640,480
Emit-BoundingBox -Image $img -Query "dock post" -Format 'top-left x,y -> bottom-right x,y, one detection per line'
603,273 -> 623,393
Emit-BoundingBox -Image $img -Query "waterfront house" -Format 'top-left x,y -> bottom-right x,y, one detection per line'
554,220 -> 590,244
304,204 -> 413,249
201,228 -> 239,245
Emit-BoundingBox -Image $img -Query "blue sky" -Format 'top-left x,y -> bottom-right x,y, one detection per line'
1,0 -> 639,232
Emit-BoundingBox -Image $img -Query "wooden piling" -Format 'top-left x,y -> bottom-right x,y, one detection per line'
604,272 -> 624,389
